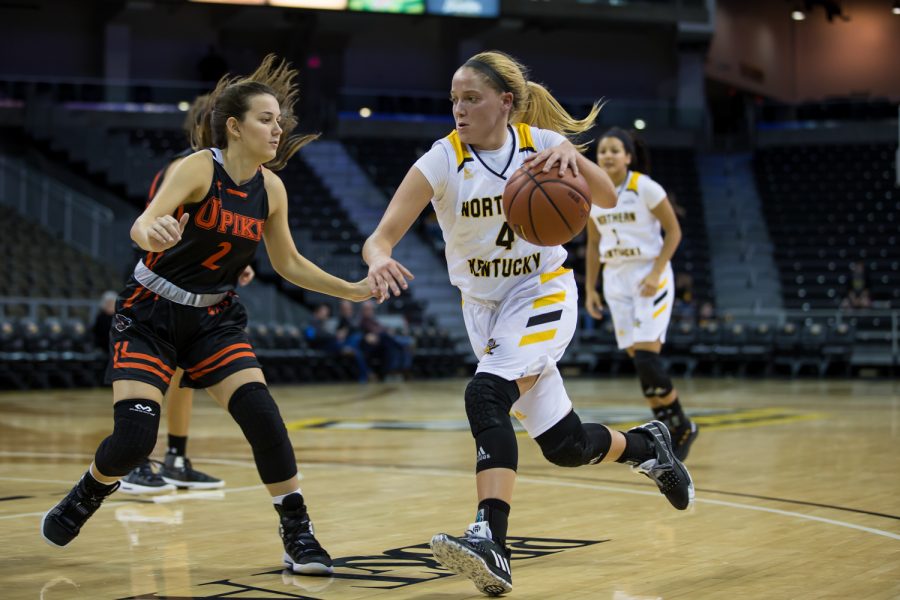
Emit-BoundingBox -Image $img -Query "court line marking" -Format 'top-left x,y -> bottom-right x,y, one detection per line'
301,463 -> 900,542
3,453 -> 898,541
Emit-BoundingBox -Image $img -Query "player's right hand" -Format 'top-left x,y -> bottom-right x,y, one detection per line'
146,213 -> 189,252
585,289 -> 604,320
367,257 -> 414,304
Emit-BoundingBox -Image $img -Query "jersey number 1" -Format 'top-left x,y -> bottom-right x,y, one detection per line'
202,242 -> 232,271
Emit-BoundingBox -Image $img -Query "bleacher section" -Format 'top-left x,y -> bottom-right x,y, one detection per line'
0,205 -> 122,318
754,143 -> 899,310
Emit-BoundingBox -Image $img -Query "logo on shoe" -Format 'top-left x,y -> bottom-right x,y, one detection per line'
114,314 -> 133,332
476,446 -> 491,462
130,404 -> 156,416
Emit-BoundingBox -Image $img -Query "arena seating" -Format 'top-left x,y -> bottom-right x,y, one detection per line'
754,143 -> 899,311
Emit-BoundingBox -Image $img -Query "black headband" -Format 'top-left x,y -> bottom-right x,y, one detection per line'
464,59 -> 512,94
602,128 -> 635,156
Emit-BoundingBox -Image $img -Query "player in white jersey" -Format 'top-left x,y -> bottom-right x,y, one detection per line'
585,127 -> 699,462
363,51 -> 694,596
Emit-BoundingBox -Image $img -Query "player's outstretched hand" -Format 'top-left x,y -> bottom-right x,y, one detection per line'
521,140 -> 581,177
367,257 -> 414,304
147,213 -> 189,252
348,278 -> 375,302
238,265 -> 255,287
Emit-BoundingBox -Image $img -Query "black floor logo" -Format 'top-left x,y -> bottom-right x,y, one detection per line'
119,535 -> 608,599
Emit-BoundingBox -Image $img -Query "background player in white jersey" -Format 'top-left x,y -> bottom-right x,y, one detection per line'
585,127 -> 699,461
363,51 -> 694,597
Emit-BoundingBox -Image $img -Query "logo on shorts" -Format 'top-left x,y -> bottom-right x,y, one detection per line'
114,314 -> 132,332
633,318 -> 642,328
476,446 -> 491,463
483,338 -> 499,355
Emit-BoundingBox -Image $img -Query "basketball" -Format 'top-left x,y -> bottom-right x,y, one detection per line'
502,163 -> 592,246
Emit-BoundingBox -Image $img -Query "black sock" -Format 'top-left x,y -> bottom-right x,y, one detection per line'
661,399 -> 688,431
476,498 -> 510,547
651,405 -> 667,422
615,431 -> 654,465
80,470 -> 117,496
167,434 -> 188,456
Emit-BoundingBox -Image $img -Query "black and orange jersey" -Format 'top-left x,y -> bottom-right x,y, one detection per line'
146,147 -> 194,207
143,148 -> 268,294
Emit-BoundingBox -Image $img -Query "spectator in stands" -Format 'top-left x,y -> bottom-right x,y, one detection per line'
302,303 -> 368,380
698,301 -> 716,326
841,261 -> 872,310
586,127 -> 699,463
672,272 -> 697,324
358,301 -> 411,381
334,300 -> 371,382
42,55 -> 372,578
91,291 -> 117,353
363,50 -> 692,595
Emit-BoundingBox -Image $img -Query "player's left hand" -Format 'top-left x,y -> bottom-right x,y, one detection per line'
521,140 -> 581,177
639,271 -> 662,297
237,265 -> 255,287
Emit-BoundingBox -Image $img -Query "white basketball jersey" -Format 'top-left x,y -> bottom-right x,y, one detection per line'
415,123 -> 568,302
590,170 -> 667,265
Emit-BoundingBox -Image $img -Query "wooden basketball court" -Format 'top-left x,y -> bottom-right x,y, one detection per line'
1,377 -> 898,599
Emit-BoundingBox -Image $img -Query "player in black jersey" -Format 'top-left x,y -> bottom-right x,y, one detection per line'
41,55 -> 371,576
120,95 -> 236,495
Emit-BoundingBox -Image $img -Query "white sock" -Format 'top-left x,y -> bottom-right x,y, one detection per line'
272,489 -> 303,505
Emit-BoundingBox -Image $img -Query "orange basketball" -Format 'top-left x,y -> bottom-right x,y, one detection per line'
502,163 -> 592,246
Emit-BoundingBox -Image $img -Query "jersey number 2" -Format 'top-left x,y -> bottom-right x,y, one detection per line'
495,223 -> 515,250
202,242 -> 232,271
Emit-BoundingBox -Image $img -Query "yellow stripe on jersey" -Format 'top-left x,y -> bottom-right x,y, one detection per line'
652,303 -> 669,319
519,329 -> 557,346
514,123 -> 536,152
540,267 -> 571,284
657,277 -> 668,290
446,130 -> 473,172
533,291 -> 566,308
626,171 -> 641,193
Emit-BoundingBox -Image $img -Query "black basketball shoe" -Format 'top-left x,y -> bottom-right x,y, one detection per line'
159,454 -> 224,490
628,420 -> 695,510
41,476 -> 120,547
276,493 -> 333,575
672,421 -> 700,462
431,521 -> 512,597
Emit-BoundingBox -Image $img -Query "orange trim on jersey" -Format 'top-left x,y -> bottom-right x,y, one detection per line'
113,360 -> 172,384
113,342 -> 174,384
187,343 -> 253,374
119,341 -> 174,374
122,286 -> 145,309
189,351 -> 257,379
226,188 -> 248,198
147,169 -> 164,204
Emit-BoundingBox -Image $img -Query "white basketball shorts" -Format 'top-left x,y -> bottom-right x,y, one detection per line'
602,260 -> 674,350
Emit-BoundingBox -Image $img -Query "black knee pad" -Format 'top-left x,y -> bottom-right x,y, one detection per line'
228,382 -> 297,484
94,399 -> 161,477
465,373 -> 520,472
535,411 -> 612,468
633,350 -> 673,398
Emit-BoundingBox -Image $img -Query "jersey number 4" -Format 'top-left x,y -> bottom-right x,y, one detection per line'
202,242 -> 232,271
495,223 -> 515,250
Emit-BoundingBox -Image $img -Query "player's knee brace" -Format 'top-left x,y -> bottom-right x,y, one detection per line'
633,350 -> 673,398
228,382 -> 297,484
94,399 -> 161,477
465,373 -> 520,473
535,411 -> 612,468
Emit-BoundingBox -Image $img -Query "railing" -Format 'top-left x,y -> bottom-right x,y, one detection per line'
0,297 -> 100,320
0,156 -> 114,259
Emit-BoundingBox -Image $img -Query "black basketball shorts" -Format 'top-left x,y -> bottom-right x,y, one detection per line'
105,282 -> 261,393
